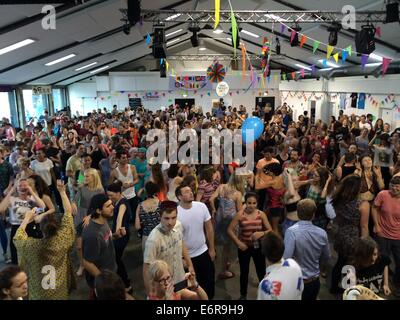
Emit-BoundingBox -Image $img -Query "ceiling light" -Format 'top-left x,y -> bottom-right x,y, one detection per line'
198,39 -> 206,51
90,65 -> 110,74
199,47 -> 207,51
241,29 -> 260,38
183,93 -> 188,97
45,54 -> 76,66
213,28 -> 224,34
369,53 -> 383,62
75,62 -> 98,71
166,29 -> 183,37
166,38 -> 181,46
166,13 -> 182,21
226,38 -> 232,42
0,39 -> 35,56
295,64 -> 311,71
318,59 -> 339,68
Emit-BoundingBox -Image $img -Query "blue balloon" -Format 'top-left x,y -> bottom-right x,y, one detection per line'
242,117 -> 264,144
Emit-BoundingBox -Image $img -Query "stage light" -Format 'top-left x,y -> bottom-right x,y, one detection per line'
275,37 -> 281,55
386,2 -> 399,23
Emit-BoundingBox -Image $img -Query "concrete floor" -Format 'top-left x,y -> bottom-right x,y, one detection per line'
1,225 -> 398,300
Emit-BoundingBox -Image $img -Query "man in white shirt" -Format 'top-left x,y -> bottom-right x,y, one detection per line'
176,184 -> 216,299
359,115 -> 372,131
258,232 -> 303,300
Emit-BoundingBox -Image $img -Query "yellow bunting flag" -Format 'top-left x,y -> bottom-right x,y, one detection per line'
333,52 -> 339,63
214,0 -> 220,29
327,45 -> 334,59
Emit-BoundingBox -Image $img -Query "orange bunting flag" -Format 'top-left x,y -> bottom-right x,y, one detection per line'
300,35 -> 306,47
291,72 -> 296,80
241,43 -> 246,81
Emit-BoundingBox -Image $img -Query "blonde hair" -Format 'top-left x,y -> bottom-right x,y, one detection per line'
148,260 -> 170,283
85,168 -> 103,191
17,157 -> 31,168
228,172 -> 245,195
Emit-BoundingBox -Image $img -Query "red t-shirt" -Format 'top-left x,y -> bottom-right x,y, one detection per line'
374,190 -> 400,240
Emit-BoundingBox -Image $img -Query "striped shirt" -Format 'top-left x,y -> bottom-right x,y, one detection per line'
239,211 -> 263,246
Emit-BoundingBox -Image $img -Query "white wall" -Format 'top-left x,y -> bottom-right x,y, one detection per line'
68,71 -> 281,115
280,75 -> 400,129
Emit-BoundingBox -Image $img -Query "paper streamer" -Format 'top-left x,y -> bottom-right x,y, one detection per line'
230,7 -> 238,55
241,43 -> 246,80
214,0 -> 220,29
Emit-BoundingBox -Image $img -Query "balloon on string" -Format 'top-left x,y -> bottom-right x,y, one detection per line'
242,117 -> 264,144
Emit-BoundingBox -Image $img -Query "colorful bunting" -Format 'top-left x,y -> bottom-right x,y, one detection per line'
267,75 -> 271,83
312,41 -> 320,54
327,45 -> 334,59
301,69 -> 305,78
291,72 -> 296,80
322,60 -> 328,68
361,54 -> 369,69
300,35 -> 307,47
345,45 -> 352,56
376,26 -> 381,38
145,33 -> 151,45
311,65 -> 316,76
214,0 -> 220,29
290,30 -> 297,44
280,23 -> 286,34
382,57 -> 392,75
333,52 -> 339,63
342,50 -> 349,63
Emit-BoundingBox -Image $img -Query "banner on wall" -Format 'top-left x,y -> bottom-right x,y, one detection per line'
32,86 -> 52,95
357,93 -> 366,109
169,76 -> 212,91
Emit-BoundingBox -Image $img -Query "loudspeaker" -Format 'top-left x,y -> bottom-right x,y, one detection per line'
160,60 -> 166,78
386,2 -> 399,23
152,27 -> 166,58
328,30 -> 338,46
355,25 -> 376,54
127,0 -> 141,26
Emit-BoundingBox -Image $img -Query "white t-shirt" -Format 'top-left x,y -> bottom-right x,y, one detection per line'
257,258 -> 304,300
359,122 -> 372,131
177,201 -> 211,258
9,196 -> 36,225
30,159 -> 54,186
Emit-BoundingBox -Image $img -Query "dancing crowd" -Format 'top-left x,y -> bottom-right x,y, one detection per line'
0,100 -> 399,300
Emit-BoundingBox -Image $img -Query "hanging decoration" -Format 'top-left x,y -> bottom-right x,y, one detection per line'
300,35 -> 307,48
214,0 -> 220,29
312,41 -> 320,53
382,58 -> 392,76
361,54 -> 369,70
327,45 -> 334,59
145,33 -> 151,45
206,61 -> 226,83
241,43 -> 246,80
229,0 -> 238,56
333,52 -> 339,63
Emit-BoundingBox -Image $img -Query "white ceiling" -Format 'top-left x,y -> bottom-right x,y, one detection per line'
0,0 -> 398,86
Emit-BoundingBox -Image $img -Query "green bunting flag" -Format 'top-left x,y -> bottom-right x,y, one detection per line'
312,41 -> 320,54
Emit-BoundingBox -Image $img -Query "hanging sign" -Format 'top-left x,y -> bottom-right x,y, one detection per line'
32,86 -> 52,95
216,81 -> 229,97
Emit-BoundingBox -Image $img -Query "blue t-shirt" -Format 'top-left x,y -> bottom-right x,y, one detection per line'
130,159 -> 147,193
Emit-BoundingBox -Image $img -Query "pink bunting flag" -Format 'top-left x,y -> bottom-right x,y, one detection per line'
290,30 -> 297,44
376,26 -> 381,38
301,69 -> 305,78
382,57 -> 392,75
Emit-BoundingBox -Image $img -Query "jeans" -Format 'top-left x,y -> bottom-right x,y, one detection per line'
191,250 -> 215,300
10,225 -> 19,265
376,236 -> 400,287
238,246 -> 266,297
302,278 -> 320,300
0,218 -> 7,255
114,235 -> 130,288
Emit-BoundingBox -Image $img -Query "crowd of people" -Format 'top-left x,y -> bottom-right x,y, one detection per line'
0,100 -> 399,300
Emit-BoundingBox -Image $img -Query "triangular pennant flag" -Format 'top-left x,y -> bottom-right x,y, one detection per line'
333,52 -> 339,63
382,57 -> 392,75
311,65 -> 316,75
283,74 -> 287,80
361,54 -> 369,69
345,45 -> 352,56
145,33 -> 151,45
280,23 -> 286,34
291,72 -> 296,80
322,59 -> 328,68
342,50 -> 349,63
300,35 -> 306,47
230,8 -> 238,55
327,45 -> 334,58
267,75 -> 271,83
301,69 -> 305,78
376,26 -> 381,38
214,0 -> 220,29
290,30 -> 297,44
166,61 -> 169,71
160,58 -> 163,65
312,41 -> 320,54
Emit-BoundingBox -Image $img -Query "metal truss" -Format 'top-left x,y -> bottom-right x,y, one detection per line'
136,9 -> 388,24
149,54 -> 265,61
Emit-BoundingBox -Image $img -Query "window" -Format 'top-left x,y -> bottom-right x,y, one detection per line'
52,88 -> 64,112
23,89 -> 49,122
0,91 -> 18,127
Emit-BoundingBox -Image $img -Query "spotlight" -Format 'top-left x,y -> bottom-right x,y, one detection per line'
189,23 -> 201,47
152,24 -> 166,58
328,23 -> 341,46
385,2 -> 399,23
275,37 -> 281,55
127,0 -> 141,26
